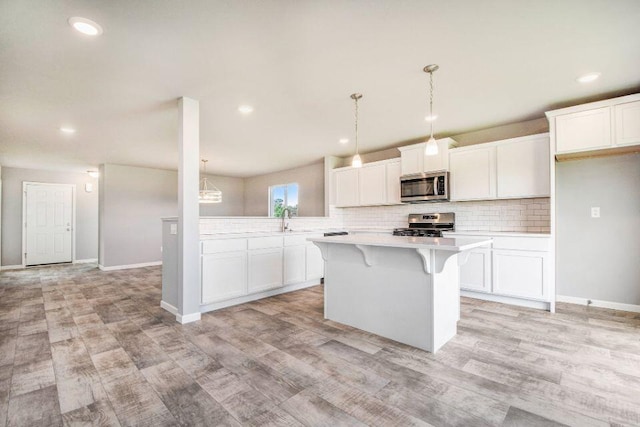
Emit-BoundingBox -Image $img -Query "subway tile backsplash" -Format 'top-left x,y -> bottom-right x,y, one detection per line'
199,198 -> 550,234
334,198 -> 550,233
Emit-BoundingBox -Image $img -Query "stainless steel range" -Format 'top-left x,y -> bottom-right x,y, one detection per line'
392,212 -> 455,237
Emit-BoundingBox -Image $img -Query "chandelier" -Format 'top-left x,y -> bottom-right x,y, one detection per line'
199,159 -> 222,204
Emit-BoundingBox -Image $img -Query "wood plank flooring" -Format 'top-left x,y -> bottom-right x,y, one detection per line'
1,263 -> 639,426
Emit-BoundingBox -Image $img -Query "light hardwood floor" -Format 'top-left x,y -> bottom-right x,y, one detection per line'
1,263 -> 639,426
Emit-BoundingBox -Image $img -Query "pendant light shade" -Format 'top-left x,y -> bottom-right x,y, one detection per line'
350,93 -> 363,168
199,159 -> 222,204
423,64 -> 439,156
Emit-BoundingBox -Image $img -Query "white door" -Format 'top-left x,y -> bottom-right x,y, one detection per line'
359,163 -> 386,206
449,147 -> 497,201
334,169 -> 360,207
400,146 -> 424,175
24,183 -> 73,266
201,251 -> 247,304
496,135 -> 550,199
248,248 -> 283,293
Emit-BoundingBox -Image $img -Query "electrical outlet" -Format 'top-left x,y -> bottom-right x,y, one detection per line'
170,224 -> 177,234
591,207 -> 600,218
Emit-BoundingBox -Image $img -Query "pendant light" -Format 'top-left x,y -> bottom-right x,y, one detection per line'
350,93 -> 363,168
424,64 -> 439,156
199,159 -> 222,204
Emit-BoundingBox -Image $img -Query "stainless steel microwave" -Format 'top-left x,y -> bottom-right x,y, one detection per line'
400,171 -> 449,203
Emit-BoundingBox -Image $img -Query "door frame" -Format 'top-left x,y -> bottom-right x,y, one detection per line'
22,182 -> 77,267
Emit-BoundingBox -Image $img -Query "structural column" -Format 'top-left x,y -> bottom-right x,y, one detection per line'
176,97 -> 201,323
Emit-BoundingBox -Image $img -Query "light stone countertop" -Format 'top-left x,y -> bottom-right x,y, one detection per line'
443,231 -> 550,238
308,234 -> 492,252
199,229 -> 345,240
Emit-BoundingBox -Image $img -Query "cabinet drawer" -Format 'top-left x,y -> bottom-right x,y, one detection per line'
492,237 -> 550,252
202,238 -> 247,254
248,236 -> 283,250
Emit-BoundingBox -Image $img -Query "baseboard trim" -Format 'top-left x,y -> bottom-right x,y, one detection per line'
461,290 -> 551,311
98,261 -> 162,271
160,300 -> 178,315
74,258 -> 98,264
556,295 -> 640,314
176,312 -> 201,324
0,264 -> 24,271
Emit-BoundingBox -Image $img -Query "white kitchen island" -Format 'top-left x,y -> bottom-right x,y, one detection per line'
309,234 -> 491,353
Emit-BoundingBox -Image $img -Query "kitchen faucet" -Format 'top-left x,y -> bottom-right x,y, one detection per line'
281,207 -> 292,232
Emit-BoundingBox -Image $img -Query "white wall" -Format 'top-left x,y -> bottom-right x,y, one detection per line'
243,161 -> 325,217
1,167 -> 98,266
556,154 -> 640,305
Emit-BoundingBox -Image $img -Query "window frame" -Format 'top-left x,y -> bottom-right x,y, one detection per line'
268,182 -> 299,217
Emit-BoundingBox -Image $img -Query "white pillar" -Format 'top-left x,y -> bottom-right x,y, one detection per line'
176,97 -> 201,323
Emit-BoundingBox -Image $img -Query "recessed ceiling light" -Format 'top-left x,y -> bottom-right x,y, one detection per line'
577,72 -> 601,83
68,17 -> 103,36
238,105 -> 254,114
87,171 -> 99,178
339,138 -> 349,144
424,114 -> 438,122
59,127 -> 76,134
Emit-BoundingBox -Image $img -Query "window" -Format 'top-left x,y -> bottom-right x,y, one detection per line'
269,183 -> 299,217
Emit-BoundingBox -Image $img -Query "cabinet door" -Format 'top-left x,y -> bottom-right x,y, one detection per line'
555,107 -> 611,153
449,147 -> 496,200
283,245 -> 306,285
305,244 -> 324,281
359,163 -> 386,206
201,251 -> 247,304
248,248 -> 283,293
423,139 -> 449,172
615,101 -> 640,146
385,161 -> 402,205
460,248 -> 491,293
335,168 -> 359,207
400,146 -> 424,175
492,249 -> 549,300
496,136 -> 550,198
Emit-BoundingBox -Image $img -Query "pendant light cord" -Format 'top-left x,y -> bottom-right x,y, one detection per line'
354,96 -> 359,155
429,70 -> 434,139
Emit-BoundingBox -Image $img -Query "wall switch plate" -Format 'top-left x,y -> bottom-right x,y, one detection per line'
591,207 -> 600,218
170,224 -> 177,234
85,183 -> 93,193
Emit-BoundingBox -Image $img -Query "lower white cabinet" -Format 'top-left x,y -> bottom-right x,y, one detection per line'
248,247 -> 283,293
305,244 -> 324,281
201,251 -> 247,304
492,249 -> 549,300
459,248 -> 491,293
201,233 -> 324,306
284,245 -> 306,285
448,232 -> 553,310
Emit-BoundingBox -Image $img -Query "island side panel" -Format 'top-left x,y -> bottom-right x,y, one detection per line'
323,244 -> 434,351
431,252 -> 460,352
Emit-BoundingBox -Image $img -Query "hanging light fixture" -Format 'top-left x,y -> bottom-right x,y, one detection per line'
199,159 -> 222,204
350,93 -> 363,168
423,64 -> 439,156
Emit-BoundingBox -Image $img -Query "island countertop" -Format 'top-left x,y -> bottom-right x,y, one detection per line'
308,234 -> 491,252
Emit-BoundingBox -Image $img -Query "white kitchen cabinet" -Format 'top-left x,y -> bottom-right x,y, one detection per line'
284,245 -> 306,285
615,100 -> 640,146
385,160 -> 402,204
496,134 -> 550,198
201,251 -> 247,304
335,168 -> 360,207
459,248 -> 491,293
305,244 -> 324,281
398,138 -> 455,175
449,146 -> 496,201
492,249 -> 549,300
359,163 -> 387,206
555,107 -> 611,154
248,248 -> 283,293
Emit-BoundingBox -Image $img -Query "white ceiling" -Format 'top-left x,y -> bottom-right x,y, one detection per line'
1,0 -> 639,177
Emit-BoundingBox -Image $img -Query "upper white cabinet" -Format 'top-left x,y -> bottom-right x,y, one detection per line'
546,93 -> 640,157
496,134 -> 550,198
334,168 -> 359,207
398,138 -> 456,175
385,161 -> 402,204
450,146 -> 496,201
450,133 -> 550,201
615,100 -> 640,146
359,163 -> 387,206
555,107 -> 611,154
333,159 -> 402,208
